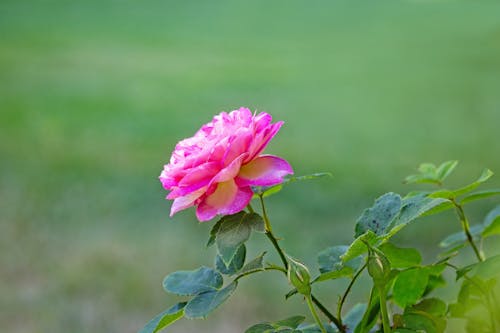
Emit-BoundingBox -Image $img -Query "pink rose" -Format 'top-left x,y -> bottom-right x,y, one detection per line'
159,107 -> 294,221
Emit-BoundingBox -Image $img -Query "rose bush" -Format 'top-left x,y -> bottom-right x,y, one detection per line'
142,109 -> 500,333
159,107 -> 293,221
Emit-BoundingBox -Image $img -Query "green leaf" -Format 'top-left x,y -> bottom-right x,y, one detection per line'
393,268 -> 429,308
207,218 -> 224,247
163,266 -> 223,296
248,213 -> 266,233
439,224 -> 483,248
318,245 -> 363,274
238,252 -> 267,275
355,192 -> 402,237
453,168 -> 494,197
245,323 -> 275,333
184,281 -> 238,319
402,312 -> 443,333
343,303 -> 367,332
408,298 -> 447,317
470,254 -> 500,280
215,244 -> 246,275
354,288 -> 380,333
379,243 -> 422,269
461,189 -> 500,204
482,205 -> 500,238
436,160 -> 458,182
216,212 -> 254,265
341,231 -> 378,263
274,315 -> 306,329
316,266 -> 354,282
386,195 -> 450,239
139,302 -> 186,333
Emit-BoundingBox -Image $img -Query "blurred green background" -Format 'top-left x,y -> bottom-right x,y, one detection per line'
1,0 -> 500,332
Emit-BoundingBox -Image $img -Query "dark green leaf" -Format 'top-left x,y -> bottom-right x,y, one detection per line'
379,243 -> 422,269
453,169 -> 494,197
215,244 -> 246,275
163,266 -> 223,296
139,302 -> 186,333
393,268 -> 429,308
482,205 -> 500,238
248,213 -> 266,233
184,282 -> 238,319
207,217 -> 224,247
355,192 -> 402,237
461,189 -> 500,204
386,195 -> 450,238
216,212 -> 253,265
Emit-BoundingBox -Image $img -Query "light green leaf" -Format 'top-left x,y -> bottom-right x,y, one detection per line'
453,169 -> 494,197
341,231 -> 378,263
482,205 -> 500,238
316,266 -> 354,282
355,192 -> 402,237
402,312 -> 443,333
184,281 -> 238,319
163,266 -> 223,296
408,298 -> 447,317
216,212 -> 254,265
215,244 -> 246,275
139,302 -> 186,333
379,243 -> 422,269
461,189 -> 500,204
436,160 -> 458,181
393,268 -> 429,308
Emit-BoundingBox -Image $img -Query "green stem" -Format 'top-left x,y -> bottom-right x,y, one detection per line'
378,286 -> 391,333
338,263 -> 367,324
259,194 -> 273,233
234,266 -> 286,282
307,295 -> 328,333
452,200 -> 484,262
257,195 -> 344,332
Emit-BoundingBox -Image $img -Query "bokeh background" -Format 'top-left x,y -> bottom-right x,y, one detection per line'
1,0 -> 500,332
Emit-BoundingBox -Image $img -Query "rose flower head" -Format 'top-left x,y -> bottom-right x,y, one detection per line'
159,107 -> 293,221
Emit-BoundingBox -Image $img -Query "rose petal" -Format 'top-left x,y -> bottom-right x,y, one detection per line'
196,180 -> 253,221
236,155 -> 293,187
247,121 -> 283,161
170,187 -> 207,216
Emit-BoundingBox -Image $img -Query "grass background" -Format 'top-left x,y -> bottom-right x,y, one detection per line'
1,0 -> 500,332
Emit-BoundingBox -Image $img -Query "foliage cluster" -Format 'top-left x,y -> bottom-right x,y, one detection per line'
141,162 -> 500,333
